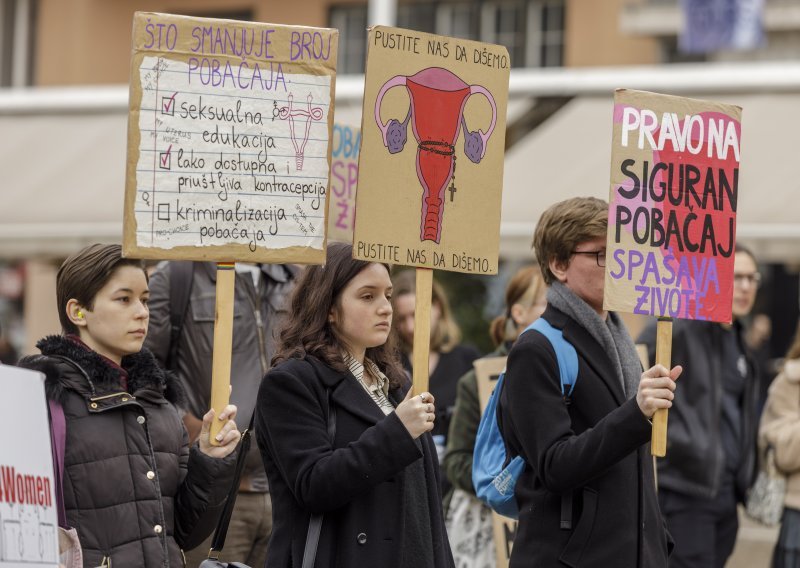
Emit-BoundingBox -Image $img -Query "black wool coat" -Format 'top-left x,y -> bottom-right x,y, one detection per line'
19,336 -> 235,568
500,307 -> 671,568
255,355 -> 455,568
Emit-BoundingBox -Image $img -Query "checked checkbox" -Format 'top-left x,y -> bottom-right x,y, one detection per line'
159,145 -> 173,170
161,92 -> 177,115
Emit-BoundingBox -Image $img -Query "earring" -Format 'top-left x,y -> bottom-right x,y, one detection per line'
77,310 -> 84,319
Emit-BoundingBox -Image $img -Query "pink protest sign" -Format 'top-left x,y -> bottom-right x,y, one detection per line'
604,89 -> 742,323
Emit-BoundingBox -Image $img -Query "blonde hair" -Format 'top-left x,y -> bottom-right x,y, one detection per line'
391,270 -> 461,353
489,266 -> 546,346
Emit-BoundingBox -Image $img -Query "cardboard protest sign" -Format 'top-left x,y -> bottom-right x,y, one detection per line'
327,123 -> 360,243
353,26 -> 510,275
604,89 -> 741,323
124,12 -> 338,264
0,366 -> 59,567
474,357 -> 517,568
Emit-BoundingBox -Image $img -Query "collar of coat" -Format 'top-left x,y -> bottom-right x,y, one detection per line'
20,335 -> 184,407
304,355 -> 407,426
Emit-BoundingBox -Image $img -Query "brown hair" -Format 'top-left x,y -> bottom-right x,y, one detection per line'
272,242 -> 406,388
786,320 -> 800,361
489,265 -> 546,346
57,244 -> 146,335
533,197 -> 608,285
391,269 -> 461,354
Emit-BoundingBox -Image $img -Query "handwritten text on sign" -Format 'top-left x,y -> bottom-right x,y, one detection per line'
126,14 -> 338,262
327,123 -> 360,243
604,90 -> 741,323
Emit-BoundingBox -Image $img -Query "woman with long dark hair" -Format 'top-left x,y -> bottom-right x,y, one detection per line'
255,242 -> 455,568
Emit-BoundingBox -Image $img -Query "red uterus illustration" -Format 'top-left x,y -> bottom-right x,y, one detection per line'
375,67 -> 497,243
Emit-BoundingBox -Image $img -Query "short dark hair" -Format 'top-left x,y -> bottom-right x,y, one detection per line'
272,242 -> 406,388
56,244 -> 146,335
533,197 -> 608,285
735,242 -> 757,265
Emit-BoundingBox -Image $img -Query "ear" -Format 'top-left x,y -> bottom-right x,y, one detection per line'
509,303 -> 527,327
328,307 -> 336,325
66,299 -> 88,328
549,257 -> 569,284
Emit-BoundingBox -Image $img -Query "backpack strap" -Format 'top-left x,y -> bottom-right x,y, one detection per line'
166,261 -> 195,370
47,398 -> 68,528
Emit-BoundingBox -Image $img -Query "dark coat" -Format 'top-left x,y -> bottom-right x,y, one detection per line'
500,307 -> 671,568
19,336 -> 235,568
638,319 -> 760,501
255,355 -> 455,568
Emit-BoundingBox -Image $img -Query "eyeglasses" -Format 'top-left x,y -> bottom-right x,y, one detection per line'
571,250 -> 606,267
734,272 -> 761,287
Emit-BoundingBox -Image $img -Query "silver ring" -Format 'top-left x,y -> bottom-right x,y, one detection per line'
419,393 -> 426,403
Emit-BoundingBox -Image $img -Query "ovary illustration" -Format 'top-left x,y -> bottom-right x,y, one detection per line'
279,93 -> 323,171
375,67 -> 497,243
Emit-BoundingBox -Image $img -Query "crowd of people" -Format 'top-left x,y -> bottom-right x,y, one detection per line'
6,196 -> 800,567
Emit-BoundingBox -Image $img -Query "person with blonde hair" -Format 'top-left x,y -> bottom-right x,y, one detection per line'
759,321 -> 800,567
443,265 -> 547,566
391,270 -> 481,471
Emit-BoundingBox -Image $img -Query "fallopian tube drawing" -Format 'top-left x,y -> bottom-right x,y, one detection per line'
375,67 -> 497,243
279,93 -> 324,171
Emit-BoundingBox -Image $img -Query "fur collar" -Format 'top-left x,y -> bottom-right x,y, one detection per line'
19,335 -> 185,406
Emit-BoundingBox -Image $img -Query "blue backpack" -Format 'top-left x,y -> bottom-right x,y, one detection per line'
472,317 -> 579,519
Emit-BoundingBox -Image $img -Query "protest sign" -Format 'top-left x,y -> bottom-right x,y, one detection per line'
124,12 -> 338,264
0,366 -> 58,567
124,12 -> 337,441
353,26 -> 510,275
327,123 -> 360,243
604,89 -> 741,324
474,357 -> 517,568
354,25 -> 509,392
604,89 -> 742,455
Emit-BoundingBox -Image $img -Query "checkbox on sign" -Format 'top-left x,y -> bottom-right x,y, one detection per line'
162,93 -> 177,115
159,145 -> 172,170
157,203 -> 170,221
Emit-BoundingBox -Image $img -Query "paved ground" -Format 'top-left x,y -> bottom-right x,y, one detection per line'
727,507 -> 779,567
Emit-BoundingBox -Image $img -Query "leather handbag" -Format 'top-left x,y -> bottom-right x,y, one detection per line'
200,391 -> 336,568
745,445 -> 786,526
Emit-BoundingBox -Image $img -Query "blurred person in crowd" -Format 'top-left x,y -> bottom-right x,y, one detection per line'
639,244 -> 762,568
501,197 -> 680,567
443,265 -> 547,565
255,243 -> 455,567
145,259 -> 297,566
747,312 -> 778,411
19,244 -> 240,567
392,269 -> 481,482
0,321 -> 18,364
759,320 -> 800,567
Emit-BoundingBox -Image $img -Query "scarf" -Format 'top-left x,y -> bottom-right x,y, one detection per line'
547,281 -> 642,399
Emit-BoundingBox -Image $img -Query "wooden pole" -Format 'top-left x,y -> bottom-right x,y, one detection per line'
650,317 -> 673,457
209,262 -> 235,446
412,268 -> 433,395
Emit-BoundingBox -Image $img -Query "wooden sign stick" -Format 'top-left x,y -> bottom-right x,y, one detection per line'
209,262 -> 235,446
651,317 -> 673,457
412,268 -> 434,395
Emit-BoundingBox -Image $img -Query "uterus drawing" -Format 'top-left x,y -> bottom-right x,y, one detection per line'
279,93 -> 323,171
375,67 -> 497,243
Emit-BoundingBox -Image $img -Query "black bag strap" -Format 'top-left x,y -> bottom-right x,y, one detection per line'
302,389 -> 336,568
166,261 -> 195,370
207,411 -> 256,560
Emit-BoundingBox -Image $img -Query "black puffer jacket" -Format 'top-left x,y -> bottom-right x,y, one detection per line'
19,336 -> 235,567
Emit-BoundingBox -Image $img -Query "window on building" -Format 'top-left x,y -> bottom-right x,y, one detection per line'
480,1 -> 527,67
0,0 -> 35,87
436,2 -> 479,41
330,5 -> 368,73
526,0 -> 564,67
398,3 -> 437,34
